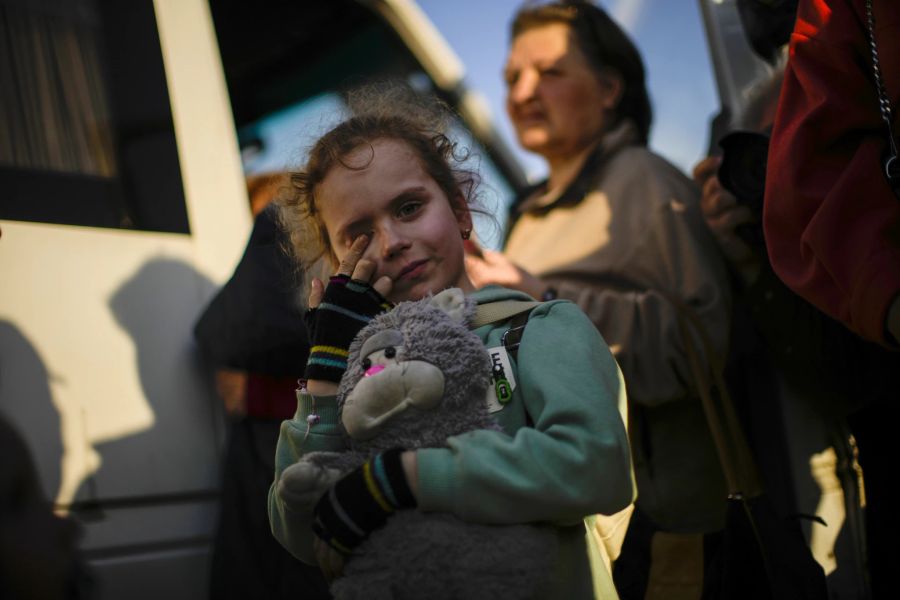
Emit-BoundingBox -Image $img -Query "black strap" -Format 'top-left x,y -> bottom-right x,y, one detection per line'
501,309 -> 533,362
500,309 -> 534,427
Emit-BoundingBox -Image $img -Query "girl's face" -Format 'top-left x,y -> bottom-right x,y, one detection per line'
504,23 -> 618,161
317,138 -> 475,304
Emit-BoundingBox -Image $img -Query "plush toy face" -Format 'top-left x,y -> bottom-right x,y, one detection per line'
342,328 -> 445,440
337,289 -> 495,450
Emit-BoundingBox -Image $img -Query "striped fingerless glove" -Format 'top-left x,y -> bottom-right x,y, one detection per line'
304,274 -> 392,384
312,448 -> 416,555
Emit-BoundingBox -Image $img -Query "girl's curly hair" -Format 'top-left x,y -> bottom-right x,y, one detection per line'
278,83 -> 485,269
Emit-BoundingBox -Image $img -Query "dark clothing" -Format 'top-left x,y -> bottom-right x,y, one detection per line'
847,399 -> 900,600
762,3 -> 900,591
245,373 -> 301,420
193,205 -> 308,386
194,205 -> 328,598
725,260 -> 900,598
763,0 -> 900,346
209,418 -> 330,600
0,416 -> 92,599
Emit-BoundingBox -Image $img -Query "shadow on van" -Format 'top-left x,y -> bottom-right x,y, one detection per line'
69,257 -> 224,599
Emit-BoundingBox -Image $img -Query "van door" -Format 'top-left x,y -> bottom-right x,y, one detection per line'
0,0 -> 249,597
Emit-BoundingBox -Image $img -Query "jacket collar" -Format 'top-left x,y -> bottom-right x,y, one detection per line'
511,119 -> 642,218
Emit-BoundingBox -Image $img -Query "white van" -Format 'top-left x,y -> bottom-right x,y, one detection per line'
0,1 -> 523,597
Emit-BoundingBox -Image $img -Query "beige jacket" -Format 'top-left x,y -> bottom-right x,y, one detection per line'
506,121 -> 732,531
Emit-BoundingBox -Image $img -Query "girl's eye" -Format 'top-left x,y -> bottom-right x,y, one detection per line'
361,358 -> 372,371
384,346 -> 396,359
397,202 -> 422,218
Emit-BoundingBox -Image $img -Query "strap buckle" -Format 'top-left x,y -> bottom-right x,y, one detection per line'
501,323 -> 527,352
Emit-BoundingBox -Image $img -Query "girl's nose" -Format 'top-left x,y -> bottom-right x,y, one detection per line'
377,223 -> 410,260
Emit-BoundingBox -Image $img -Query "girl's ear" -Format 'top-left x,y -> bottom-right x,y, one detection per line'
452,193 -> 473,232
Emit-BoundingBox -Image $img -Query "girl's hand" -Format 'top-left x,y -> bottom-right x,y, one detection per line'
304,235 -> 394,387
308,234 -> 393,308
465,249 -> 545,300
311,449 -> 416,562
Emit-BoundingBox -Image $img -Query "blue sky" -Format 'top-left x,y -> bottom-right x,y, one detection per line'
417,0 -> 720,180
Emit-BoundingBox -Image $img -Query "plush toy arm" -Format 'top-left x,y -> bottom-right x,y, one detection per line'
305,449 -> 370,473
278,457 -> 344,512
270,455 -> 345,565
269,471 -> 327,565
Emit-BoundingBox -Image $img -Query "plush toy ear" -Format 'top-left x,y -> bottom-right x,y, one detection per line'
429,288 -> 467,324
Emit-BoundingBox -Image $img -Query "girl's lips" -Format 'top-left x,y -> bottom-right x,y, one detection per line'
398,259 -> 429,280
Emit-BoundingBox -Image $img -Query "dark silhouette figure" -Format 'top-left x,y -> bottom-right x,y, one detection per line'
0,323 -> 92,598
194,205 -> 330,600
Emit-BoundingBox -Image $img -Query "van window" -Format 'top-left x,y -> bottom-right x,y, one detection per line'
0,0 -> 189,233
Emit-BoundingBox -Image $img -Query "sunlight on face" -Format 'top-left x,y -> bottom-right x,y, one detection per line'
317,138 -> 474,303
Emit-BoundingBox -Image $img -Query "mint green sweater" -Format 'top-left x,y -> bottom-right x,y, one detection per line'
269,286 -> 634,598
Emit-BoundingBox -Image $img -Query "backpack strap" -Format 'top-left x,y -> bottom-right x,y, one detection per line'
472,299 -> 541,361
501,310 -> 532,362
471,300 -> 540,328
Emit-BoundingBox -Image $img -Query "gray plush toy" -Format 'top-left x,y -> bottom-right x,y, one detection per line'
287,288 -> 556,600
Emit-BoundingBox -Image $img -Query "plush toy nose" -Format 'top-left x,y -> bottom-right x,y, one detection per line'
364,364 -> 386,377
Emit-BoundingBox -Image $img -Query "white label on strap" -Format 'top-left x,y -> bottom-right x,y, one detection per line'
484,345 -> 516,413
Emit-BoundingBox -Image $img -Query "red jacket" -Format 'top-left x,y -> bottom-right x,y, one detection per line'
764,0 -> 900,345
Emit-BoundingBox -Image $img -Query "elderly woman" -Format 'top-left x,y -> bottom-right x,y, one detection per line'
466,1 -> 731,592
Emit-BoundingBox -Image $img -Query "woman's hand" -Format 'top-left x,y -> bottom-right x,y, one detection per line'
465,245 -> 545,300
693,156 -> 761,285
304,235 -> 394,392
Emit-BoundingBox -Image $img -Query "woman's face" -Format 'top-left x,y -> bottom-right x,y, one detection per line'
505,23 -> 617,160
317,138 -> 474,304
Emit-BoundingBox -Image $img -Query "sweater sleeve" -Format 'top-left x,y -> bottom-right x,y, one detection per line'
553,191 -> 731,407
415,301 -> 634,525
268,392 -> 346,563
763,0 -> 900,346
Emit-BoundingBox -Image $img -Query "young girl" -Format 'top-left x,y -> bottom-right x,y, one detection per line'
269,87 -> 633,598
